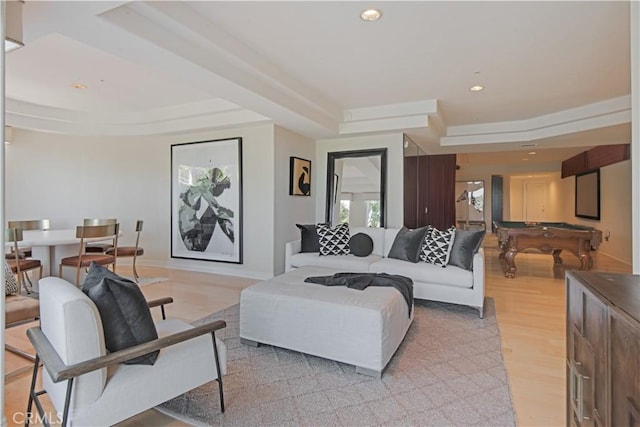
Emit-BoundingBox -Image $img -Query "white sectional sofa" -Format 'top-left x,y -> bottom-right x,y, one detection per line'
285,226 -> 486,317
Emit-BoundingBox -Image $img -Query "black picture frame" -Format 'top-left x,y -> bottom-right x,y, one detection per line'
575,169 -> 600,220
289,157 -> 311,196
171,137 -> 243,263
325,148 -> 387,227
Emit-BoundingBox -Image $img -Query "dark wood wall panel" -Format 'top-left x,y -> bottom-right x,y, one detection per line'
561,144 -> 630,178
417,155 -> 430,228
403,157 -> 418,229
425,154 -> 456,230
561,152 -> 587,178
586,144 -> 630,171
404,153 -> 456,230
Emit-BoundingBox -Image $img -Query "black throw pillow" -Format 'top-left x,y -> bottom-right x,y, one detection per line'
83,261 -> 135,292
448,229 -> 485,271
83,275 -> 159,365
349,233 -> 374,257
388,226 -> 430,263
296,223 -> 327,253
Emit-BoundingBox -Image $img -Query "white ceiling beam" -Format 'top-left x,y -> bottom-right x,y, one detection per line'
442,96 -> 631,146
445,96 -> 630,141
344,100 -> 438,122
339,114 -> 429,135
442,110 -> 630,146
100,1 -> 341,135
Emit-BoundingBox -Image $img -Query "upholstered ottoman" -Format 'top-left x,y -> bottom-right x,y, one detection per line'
239,266 -> 413,377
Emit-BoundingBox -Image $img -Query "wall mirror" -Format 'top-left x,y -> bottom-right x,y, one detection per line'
326,148 -> 387,227
455,180 -> 485,230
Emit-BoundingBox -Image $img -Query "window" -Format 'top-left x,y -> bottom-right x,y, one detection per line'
339,200 -> 350,224
366,200 -> 380,227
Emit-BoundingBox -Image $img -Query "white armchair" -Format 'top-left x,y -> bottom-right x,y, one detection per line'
25,277 -> 227,427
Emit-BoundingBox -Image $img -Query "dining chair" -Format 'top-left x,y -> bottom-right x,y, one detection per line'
105,220 -> 144,282
6,228 -> 43,295
59,223 -> 119,286
4,260 -> 40,367
5,219 -> 50,260
83,218 -> 117,253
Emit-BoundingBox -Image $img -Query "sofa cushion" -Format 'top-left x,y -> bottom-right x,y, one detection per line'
420,226 -> 456,266
370,258 -> 473,289
349,233 -> 374,257
289,252 -> 382,271
388,226 -> 430,263
317,223 -> 351,256
448,229 -> 485,270
296,223 -> 327,253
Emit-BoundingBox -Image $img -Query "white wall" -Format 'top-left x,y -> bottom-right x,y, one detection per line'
5,125 -> 277,279
507,174 -> 563,222
559,160 -> 633,265
315,133 -> 404,228
273,126 -> 315,275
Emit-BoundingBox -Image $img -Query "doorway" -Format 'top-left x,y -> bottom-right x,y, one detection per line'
524,181 -> 546,222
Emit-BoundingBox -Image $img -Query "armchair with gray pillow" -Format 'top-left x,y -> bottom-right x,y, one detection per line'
25,274 -> 227,426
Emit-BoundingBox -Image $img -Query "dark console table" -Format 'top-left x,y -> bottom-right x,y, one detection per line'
565,271 -> 639,426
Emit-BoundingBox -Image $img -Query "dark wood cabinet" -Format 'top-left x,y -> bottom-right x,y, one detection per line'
562,152 -> 588,179
403,154 -> 456,230
561,144 -> 630,178
566,271 -> 640,427
404,156 -> 419,229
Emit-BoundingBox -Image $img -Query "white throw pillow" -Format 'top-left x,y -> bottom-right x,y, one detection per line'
317,223 -> 351,256
4,261 -> 19,296
420,226 -> 456,267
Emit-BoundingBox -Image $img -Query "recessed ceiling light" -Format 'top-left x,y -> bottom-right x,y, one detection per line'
469,85 -> 484,92
360,9 -> 382,21
72,83 -> 87,90
528,151 -> 537,155
523,158 -> 529,161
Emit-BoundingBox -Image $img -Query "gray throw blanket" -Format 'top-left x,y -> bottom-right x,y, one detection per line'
304,273 -> 413,317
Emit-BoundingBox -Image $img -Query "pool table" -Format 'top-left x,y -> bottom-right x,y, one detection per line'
493,221 -> 603,278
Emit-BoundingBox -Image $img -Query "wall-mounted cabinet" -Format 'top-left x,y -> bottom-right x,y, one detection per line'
561,144 -> 630,178
403,136 -> 456,230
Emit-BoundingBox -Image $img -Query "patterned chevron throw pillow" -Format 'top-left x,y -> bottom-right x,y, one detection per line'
4,261 -> 19,296
317,223 -> 351,256
420,226 -> 456,266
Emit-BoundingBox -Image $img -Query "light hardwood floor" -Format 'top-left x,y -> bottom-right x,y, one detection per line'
3,237 -> 632,426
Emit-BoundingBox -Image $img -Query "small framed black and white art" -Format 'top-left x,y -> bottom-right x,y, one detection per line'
289,157 -> 311,196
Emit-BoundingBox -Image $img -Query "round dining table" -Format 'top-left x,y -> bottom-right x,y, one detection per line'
5,229 -> 116,286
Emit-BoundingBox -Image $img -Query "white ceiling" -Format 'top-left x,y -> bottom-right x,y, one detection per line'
5,1 -> 632,163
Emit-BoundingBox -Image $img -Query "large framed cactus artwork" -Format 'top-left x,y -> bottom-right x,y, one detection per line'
171,138 -> 243,263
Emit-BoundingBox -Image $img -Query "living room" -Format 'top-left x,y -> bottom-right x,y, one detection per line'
2,1 -> 639,426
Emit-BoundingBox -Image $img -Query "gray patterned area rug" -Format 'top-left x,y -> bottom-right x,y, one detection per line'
156,299 -> 516,426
